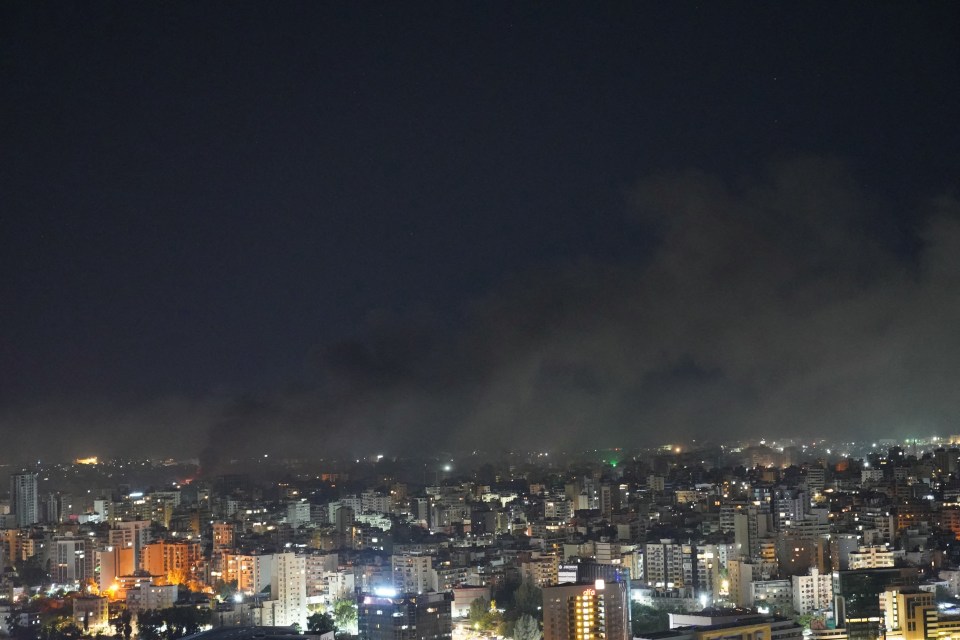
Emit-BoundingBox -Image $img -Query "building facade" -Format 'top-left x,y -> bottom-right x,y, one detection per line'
542,580 -> 630,640
359,591 -> 452,640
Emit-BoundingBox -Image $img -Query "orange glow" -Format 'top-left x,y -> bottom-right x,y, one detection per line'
75,457 -> 99,465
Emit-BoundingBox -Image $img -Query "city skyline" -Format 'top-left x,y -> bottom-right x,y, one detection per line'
3,3 -> 960,459
4,424 -> 960,640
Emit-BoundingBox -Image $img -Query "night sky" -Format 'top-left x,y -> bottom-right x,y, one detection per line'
2,2 -> 959,462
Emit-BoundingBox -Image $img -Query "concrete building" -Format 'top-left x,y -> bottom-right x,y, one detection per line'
358,591 -> 452,640
391,553 -> 434,594
212,522 -> 235,553
222,553 -> 257,594
521,555 -> 560,588
53,536 -> 90,585
792,568 -> 833,614
267,553 -> 307,629
72,596 -> 110,634
833,568 -> 916,640
97,543 -> 136,593
634,614 -> 803,640
126,585 -> 179,612
727,559 -> 760,608
644,539 -> 695,589
772,489 -> 807,531
108,520 -> 152,572
141,540 -> 202,584
879,586 -> 936,640
847,546 -> 895,570
542,580 -> 630,640
11,473 -> 38,528
287,502 -> 312,528
733,507 -> 771,562
751,579 -> 793,613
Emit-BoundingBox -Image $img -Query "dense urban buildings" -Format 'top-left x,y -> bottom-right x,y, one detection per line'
4,437 -> 960,640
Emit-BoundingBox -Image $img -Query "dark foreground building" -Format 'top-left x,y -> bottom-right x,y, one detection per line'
359,591 -> 452,640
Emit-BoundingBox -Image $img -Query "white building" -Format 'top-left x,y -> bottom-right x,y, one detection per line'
361,492 -> 392,514
751,579 -> 792,612
287,502 -> 312,528
848,545 -> 895,569
126,585 -> 178,612
595,541 -> 622,566
792,568 -> 833,614
53,536 -> 90,585
269,552 -> 307,628
392,553 -> 434,594
644,540 -> 694,588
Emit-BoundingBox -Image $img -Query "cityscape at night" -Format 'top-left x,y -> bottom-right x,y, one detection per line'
3,3 -> 960,640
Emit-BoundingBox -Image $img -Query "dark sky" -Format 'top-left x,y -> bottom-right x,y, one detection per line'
2,2 -> 959,462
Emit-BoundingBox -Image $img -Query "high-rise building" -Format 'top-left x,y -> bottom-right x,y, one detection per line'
213,522 -> 235,553
771,488 -> 806,530
269,552 -> 307,629
599,483 -> 620,520
644,539 -> 695,589
53,536 -> 90,585
833,568 -> 917,640
727,559 -> 760,608
222,553 -> 257,594
108,521 -> 152,572
792,568 -> 833,614
804,466 -> 826,496
542,579 -> 630,640
392,553 -> 434,594
10,473 -> 38,528
879,586 -> 936,640
522,555 -> 560,588
359,591 -> 452,640
140,540 -> 202,584
733,506 -> 771,562
96,544 -> 135,593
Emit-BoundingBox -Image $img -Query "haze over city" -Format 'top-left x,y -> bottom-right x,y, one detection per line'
3,3 -> 960,462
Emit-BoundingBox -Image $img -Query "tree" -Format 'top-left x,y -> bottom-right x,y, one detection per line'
37,617 -> 82,640
512,581 -> 542,620
332,599 -> 357,633
468,598 -> 502,634
136,610 -> 163,640
164,606 -> 211,640
307,613 -> 336,635
469,598 -> 490,629
512,615 -> 541,640
216,580 -> 239,602
630,603 -> 670,636
14,557 -> 49,588
110,609 -> 132,640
